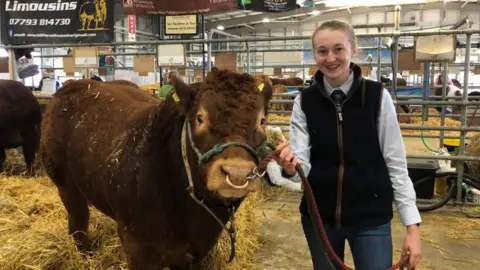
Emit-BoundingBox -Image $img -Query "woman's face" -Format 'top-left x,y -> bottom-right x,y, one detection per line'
313,29 -> 356,84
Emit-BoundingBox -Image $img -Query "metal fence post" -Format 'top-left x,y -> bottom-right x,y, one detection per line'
456,33 -> 472,203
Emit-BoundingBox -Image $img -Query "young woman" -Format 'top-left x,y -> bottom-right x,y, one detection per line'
274,20 -> 422,270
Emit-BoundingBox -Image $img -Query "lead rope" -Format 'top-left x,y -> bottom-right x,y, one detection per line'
255,153 -> 412,270
180,119 -> 238,263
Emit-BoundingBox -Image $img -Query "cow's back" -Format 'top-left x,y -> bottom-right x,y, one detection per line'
40,80 -> 162,214
0,79 -> 41,129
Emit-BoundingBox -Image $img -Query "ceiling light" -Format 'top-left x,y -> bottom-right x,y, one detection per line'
324,0 -> 426,7
217,25 -> 225,30
263,18 -> 270,23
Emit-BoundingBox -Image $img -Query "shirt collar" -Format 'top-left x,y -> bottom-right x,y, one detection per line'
323,71 -> 354,96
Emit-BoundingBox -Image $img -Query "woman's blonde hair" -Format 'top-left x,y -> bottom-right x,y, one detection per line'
311,20 -> 358,50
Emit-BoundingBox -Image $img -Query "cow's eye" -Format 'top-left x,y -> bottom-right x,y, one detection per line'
197,114 -> 204,124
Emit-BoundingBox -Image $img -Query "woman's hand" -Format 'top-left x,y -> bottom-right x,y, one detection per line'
275,141 -> 299,176
402,225 -> 422,269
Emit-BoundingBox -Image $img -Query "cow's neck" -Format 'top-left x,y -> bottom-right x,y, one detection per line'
139,107 -> 238,261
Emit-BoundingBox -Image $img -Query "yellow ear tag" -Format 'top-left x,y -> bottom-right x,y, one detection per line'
258,83 -> 265,92
172,91 -> 180,103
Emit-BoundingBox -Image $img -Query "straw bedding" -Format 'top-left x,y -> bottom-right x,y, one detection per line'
267,109 -> 480,138
464,134 -> 480,182
0,174 -> 261,270
402,108 -> 480,137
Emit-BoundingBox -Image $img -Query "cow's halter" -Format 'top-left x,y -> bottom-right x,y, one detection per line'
180,118 -> 265,263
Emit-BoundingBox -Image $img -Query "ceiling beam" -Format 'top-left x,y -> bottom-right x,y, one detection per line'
227,23 -> 302,35
206,6 -> 324,29
224,2 -> 480,35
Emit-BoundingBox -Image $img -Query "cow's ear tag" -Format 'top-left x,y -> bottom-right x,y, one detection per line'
172,91 -> 180,103
258,83 -> 264,92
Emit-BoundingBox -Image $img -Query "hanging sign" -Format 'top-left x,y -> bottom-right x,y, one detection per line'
414,35 -> 457,63
165,15 -> 198,35
238,0 -> 299,12
128,15 -> 136,42
122,0 -> 238,15
0,0 -> 114,45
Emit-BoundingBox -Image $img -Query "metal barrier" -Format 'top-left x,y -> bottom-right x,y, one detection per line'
6,7 -> 480,204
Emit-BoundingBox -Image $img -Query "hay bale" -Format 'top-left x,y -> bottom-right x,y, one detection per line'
138,83 -> 161,96
265,126 -> 286,146
0,176 -> 261,269
266,114 -> 291,141
465,134 -> 480,179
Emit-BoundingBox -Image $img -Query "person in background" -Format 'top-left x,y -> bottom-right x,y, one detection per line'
157,71 -> 178,98
274,20 -> 422,270
433,74 -> 454,112
90,70 -> 104,82
36,71 -> 54,91
433,74 -> 453,89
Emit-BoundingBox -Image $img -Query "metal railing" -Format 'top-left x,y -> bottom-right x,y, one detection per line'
8,10 -> 480,205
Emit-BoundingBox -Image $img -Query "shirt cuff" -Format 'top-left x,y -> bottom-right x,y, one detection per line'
397,205 -> 422,226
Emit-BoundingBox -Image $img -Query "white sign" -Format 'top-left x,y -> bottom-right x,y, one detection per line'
41,78 -> 56,95
157,44 -> 186,67
74,57 -> 97,67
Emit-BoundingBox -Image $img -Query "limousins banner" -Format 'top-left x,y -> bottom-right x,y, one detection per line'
1,0 -> 114,45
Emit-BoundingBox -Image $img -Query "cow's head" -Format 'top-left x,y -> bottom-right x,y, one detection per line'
168,68 -> 271,202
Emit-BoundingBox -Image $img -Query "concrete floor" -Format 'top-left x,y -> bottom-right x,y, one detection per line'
255,193 -> 480,270
254,137 -> 480,269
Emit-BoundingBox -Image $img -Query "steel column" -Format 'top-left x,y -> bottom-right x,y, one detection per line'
439,62 -> 448,148
456,34 -> 472,202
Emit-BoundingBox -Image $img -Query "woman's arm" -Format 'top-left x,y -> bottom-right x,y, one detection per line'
282,93 -> 312,182
377,88 -> 422,226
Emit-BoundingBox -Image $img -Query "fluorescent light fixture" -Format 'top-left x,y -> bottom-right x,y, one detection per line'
310,10 -> 320,15
263,18 -> 270,23
217,25 -> 225,30
0,49 -> 7,57
324,0 -> 426,7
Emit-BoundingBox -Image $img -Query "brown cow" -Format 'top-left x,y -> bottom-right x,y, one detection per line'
380,76 -> 407,87
40,68 -> 271,269
270,77 -> 304,86
265,77 -> 303,112
252,74 -> 273,115
271,84 -> 289,111
0,79 -> 42,175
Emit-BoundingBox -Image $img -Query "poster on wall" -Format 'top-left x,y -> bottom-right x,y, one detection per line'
122,0 -> 238,15
0,0 -> 114,45
238,0 -> 299,12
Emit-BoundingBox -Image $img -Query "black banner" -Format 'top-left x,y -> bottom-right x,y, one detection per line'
1,0 -> 114,45
238,0 -> 299,12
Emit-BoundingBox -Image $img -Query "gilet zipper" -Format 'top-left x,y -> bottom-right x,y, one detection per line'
315,84 -> 355,228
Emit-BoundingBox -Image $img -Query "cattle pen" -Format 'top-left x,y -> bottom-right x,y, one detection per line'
2,2 -> 480,270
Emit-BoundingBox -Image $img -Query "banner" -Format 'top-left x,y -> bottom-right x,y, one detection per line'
128,15 -> 136,42
122,0 -> 238,15
238,0 -> 299,12
1,0 -> 114,45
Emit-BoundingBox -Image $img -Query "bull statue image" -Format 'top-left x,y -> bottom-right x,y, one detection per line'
79,0 -> 107,30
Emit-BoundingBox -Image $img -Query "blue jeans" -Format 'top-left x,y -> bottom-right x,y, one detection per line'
301,214 -> 393,270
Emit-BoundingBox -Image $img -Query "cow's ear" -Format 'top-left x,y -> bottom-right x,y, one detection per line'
167,75 -> 195,115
